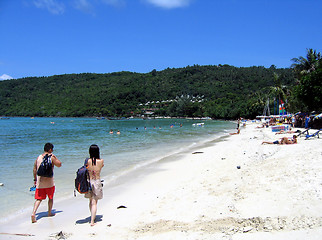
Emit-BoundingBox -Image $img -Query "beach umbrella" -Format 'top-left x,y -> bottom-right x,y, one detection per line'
313,113 -> 322,120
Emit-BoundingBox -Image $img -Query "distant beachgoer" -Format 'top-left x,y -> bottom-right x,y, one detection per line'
305,116 -> 310,129
109,129 -> 113,134
229,128 -> 240,135
31,143 -> 62,223
117,130 -> 120,135
275,129 -> 301,135
291,116 -> 296,127
85,144 -> 104,226
256,123 -> 268,128
262,135 -> 297,145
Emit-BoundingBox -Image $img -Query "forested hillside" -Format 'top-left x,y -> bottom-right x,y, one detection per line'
0,65 -> 296,119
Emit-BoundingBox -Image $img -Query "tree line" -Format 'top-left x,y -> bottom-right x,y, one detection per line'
0,49 -> 320,119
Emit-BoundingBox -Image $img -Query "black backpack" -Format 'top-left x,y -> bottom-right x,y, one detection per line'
75,158 -> 91,194
37,154 -> 53,177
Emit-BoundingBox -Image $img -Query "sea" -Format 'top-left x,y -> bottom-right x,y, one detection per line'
0,117 -> 235,222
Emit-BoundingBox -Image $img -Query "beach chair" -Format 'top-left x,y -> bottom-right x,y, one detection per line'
305,129 -> 322,140
297,128 -> 310,137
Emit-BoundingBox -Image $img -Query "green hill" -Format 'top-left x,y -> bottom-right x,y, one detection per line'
0,65 -> 295,119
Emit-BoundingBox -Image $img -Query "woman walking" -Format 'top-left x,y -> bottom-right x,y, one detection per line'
85,144 -> 104,226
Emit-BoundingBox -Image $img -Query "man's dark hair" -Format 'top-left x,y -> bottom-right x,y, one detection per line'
44,143 -> 54,152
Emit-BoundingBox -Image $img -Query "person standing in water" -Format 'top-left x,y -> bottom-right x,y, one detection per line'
85,144 -> 104,226
31,143 -> 62,223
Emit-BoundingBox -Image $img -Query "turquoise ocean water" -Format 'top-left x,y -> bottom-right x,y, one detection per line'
0,117 -> 235,222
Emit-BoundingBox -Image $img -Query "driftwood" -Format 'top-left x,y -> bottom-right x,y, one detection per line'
192,151 -> 204,154
0,232 -> 35,236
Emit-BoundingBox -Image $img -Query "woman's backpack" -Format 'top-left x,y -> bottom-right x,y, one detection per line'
74,158 -> 91,194
37,154 -> 53,177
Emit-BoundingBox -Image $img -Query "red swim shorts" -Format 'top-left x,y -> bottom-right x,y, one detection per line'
35,186 -> 55,200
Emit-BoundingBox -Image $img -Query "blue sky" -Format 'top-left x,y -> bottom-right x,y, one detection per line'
0,0 -> 321,80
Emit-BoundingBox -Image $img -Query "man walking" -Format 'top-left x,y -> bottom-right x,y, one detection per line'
31,143 -> 62,223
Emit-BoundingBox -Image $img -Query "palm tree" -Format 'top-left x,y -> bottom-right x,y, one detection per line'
250,90 -> 269,114
269,73 -> 289,115
291,48 -> 322,111
291,48 -> 322,78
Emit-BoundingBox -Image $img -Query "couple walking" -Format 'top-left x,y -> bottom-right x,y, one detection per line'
31,143 -> 104,226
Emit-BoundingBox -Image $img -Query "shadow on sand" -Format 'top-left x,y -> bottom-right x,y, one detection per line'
75,215 -> 103,225
35,209 -> 63,221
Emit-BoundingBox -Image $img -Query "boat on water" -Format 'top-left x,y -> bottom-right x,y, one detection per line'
0,117 -> 10,120
192,123 -> 205,127
107,117 -> 129,120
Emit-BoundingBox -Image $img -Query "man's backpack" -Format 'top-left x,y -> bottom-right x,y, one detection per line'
37,154 -> 53,177
75,158 -> 91,194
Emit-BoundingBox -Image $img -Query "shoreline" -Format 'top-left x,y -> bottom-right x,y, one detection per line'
0,118 -> 235,221
0,125 -> 231,224
1,121 -> 322,239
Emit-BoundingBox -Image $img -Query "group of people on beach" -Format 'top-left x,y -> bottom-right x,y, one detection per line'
31,143 -> 104,226
230,118 -> 298,145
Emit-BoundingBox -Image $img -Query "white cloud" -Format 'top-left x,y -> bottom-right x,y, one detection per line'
145,0 -> 191,9
73,0 -> 95,14
32,0 -> 189,15
0,74 -> 14,81
33,0 -> 65,14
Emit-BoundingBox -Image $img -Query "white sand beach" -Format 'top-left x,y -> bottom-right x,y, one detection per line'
1,122 -> 322,239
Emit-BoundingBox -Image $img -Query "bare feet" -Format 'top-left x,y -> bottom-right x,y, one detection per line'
48,212 -> 55,217
31,215 -> 37,223
90,222 -> 96,227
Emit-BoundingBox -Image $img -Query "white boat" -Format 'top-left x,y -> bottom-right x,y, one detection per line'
192,123 -> 204,127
